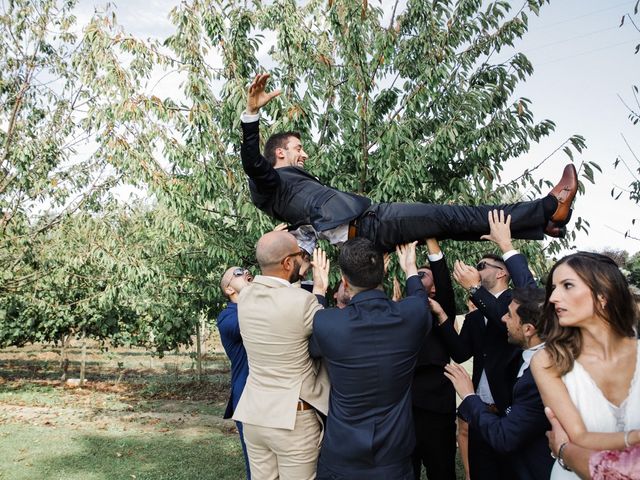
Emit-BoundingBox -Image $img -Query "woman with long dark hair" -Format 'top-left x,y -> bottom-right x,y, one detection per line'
531,252 -> 640,479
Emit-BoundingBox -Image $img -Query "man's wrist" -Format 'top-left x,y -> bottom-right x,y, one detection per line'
468,284 -> 481,295
404,266 -> 418,277
498,242 -> 514,253
241,111 -> 261,122
502,249 -> 518,261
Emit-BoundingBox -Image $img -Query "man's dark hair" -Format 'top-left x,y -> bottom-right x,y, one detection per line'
264,131 -> 301,166
481,253 -> 506,267
511,287 -> 545,330
338,238 -> 384,290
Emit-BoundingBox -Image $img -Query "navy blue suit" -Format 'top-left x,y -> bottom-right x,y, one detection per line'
457,367 -> 554,480
217,302 -> 250,479
309,275 -> 431,480
438,253 -> 536,411
438,252 -> 536,480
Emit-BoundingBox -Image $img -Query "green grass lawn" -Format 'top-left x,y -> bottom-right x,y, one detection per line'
0,423 -> 245,480
0,344 -> 470,479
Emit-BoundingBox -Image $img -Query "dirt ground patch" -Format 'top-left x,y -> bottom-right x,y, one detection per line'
0,342 -> 236,435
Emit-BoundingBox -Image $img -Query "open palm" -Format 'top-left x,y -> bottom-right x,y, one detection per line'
247,73 -> 281,114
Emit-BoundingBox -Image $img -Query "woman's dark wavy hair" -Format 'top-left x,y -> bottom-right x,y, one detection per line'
543,251 -> 637,375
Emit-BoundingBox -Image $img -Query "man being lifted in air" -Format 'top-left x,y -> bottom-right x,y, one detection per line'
239,74 -> 578,252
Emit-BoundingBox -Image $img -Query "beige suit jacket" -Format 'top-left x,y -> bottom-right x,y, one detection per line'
232,275 -> 330,430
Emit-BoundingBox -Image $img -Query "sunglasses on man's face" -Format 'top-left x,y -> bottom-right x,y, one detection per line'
225,268 -> 251,288
476,261 -> 503,271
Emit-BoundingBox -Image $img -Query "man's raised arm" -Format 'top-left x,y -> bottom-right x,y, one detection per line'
240,74 -> 282,197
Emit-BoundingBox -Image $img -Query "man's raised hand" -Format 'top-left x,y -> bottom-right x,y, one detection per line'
311,247 -> 330,296
247,73 -> 281,115
453,260 -> 481,290
395,242 -> 418,278
480,209 -> 514,253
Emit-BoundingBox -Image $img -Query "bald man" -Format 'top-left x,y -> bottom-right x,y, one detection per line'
233,231 -> 331,480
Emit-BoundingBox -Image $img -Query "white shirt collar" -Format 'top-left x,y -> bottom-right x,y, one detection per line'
518,342 -> 545,378
263,275 -> 292,287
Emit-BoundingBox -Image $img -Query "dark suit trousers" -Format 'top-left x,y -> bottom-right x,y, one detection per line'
468,425 -> 515,480
411,408 -> 457,480
358,200 -> 546,252
317,457 -> 413,480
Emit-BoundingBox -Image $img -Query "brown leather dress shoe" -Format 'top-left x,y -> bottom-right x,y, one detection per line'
548,164 -> 578,223
544,221 -> 567,238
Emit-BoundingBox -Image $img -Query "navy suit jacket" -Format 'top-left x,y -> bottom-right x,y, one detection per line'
457,367 -> 554,480
438,253 -> 535,412
309,275 -> 431,477
217,302 -> 249,419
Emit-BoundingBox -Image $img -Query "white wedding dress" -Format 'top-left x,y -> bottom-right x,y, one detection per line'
550,340 -> 640,479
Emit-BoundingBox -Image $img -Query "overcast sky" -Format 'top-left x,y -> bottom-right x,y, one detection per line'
75,0 -> 640,255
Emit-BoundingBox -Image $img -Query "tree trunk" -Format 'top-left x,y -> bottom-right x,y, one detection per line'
60,334 -> 71,381
196,321 -> 203,381
79,330 -> 86,386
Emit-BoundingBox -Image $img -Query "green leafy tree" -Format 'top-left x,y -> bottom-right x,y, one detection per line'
0,0 -> 123,297
2,0 -> 597,354
78,0 -> 591,269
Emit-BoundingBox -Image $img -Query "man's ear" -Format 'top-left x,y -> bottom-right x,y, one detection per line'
275,146 -> 286,160
224,284 -> 236,298
341,274 -> 350,293
522,322 -> 536,338
496,268 -> 508,282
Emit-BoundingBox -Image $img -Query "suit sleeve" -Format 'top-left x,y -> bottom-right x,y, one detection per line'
430,256 -> 456,321
438,313 -> 474,363
217,310 -> 240,343
405,275 -> 432,335
505,253 -> 537,288
309,313 -> 322,359
405,274 -> 428,300
241,120 -> 280,197
458,375 -> 549,454
315,294 -> 327,307
302,292 -> 324,336
470,286 -> 510,333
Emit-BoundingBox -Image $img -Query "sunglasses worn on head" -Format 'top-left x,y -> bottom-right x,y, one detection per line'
225,268 -> 250,288
476,261 -> 503,271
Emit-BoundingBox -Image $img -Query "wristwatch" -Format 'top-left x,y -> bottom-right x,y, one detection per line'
468,284 -> 481,295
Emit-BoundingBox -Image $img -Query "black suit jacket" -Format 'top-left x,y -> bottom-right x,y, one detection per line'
309,276 -> 431,476
438,253 -> 535,412
412,255 -> 457,413
241,120 -> 371,231
457,367 -> 554,480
